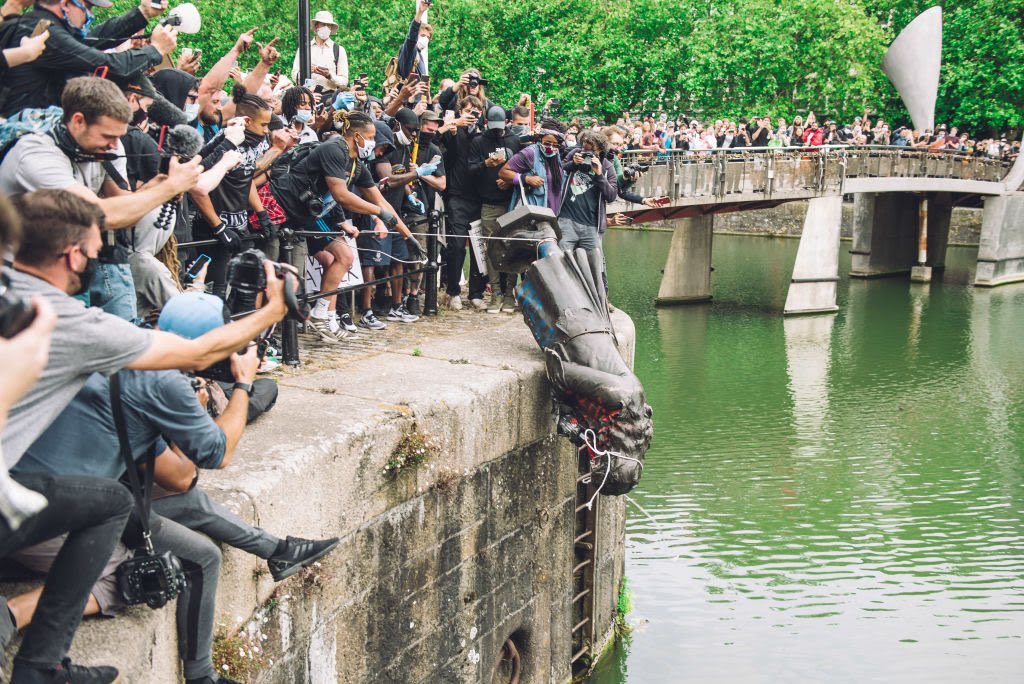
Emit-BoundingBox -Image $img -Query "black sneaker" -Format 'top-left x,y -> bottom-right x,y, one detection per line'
268,536 -> 340,582
11,657 -> 120,683
404,294 -> 421,316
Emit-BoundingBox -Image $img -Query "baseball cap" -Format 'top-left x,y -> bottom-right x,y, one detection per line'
158,292 -> 229,339
394,107 -> 420,130
485,105 -> 506,130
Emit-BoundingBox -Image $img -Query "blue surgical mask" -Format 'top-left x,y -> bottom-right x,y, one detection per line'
295,109 -> 313,124
64,0 -> 94,38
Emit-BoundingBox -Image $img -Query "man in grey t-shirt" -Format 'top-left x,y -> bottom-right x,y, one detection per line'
0,189 -> 293,682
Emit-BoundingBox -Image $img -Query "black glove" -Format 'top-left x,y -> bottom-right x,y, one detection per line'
256,210 -> 277,240
378,207 -> 399,230
405,237 -> 423,262
213,223 -> 243,253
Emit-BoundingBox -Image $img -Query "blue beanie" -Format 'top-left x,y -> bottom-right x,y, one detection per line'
158,292 -> 229,339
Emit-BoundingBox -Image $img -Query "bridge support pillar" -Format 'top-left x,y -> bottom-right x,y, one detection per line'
784,196 -> 841,315
850,193 -> 919,278
655,214 -> 713,305
974,194 -> 1024,287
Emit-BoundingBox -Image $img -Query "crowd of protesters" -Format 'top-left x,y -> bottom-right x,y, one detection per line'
584,110 -> 1021,161
0,0 -> 1019,681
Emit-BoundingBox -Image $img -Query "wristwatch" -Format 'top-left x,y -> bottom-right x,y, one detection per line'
232,382 -> 254,397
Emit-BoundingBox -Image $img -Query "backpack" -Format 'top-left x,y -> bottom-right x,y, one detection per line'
267,140 -> 320,180
382,53 -> 418,98
0,106 -> 64,164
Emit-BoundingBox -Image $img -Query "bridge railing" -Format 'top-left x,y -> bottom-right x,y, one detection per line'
613,146 -> 1012,207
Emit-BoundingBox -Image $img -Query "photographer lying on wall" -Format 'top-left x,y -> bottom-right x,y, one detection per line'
10,291 -> 337,684
0,189 -> 293,682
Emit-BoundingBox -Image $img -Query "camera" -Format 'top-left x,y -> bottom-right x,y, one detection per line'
297,188 -> 325,217
0,271 -> 35,339
467,75 -> 488,88
197,249 -> 309,382
117,549 -> 188,609
624,163 -> 649,180
579,151 -> 595,164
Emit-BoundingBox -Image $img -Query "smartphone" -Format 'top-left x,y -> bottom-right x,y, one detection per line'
622,216 -> 635,225
313,84 -> 324,94
184,254 -> 211,281
30,19 -> 51,38
418,74 -> 430,83
303,78 -> 316,89
443,110 -> 455,123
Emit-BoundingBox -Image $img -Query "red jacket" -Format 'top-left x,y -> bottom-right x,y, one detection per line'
802,127 -> 824,147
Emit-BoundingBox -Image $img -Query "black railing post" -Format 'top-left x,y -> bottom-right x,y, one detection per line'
279,228 -> 301,367
424,208 -> 440,315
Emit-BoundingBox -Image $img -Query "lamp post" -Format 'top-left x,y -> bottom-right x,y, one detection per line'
297,0 -> 311,84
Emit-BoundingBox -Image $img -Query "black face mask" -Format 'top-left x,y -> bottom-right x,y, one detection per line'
71,253 -> 98,296
243,130 -> 266,148
131,106 -> 149,127
509,124 -> 528,137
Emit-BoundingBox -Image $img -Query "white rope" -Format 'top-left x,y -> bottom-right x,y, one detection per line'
580,428 -> 644,511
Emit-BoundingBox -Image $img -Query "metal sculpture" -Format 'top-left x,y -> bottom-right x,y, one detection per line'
489,205 -> 654,497
882,6 -> 942,134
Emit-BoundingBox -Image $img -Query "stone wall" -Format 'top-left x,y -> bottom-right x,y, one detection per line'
662,200 -> 983,245
2,312 -> 634,683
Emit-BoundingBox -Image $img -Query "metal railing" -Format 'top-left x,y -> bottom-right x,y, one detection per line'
612,146 -> 1014,207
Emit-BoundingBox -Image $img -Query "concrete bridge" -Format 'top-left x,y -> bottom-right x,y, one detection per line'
610,147 -> 1024,314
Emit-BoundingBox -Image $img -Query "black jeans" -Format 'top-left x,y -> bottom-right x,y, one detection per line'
0,472 -> 132,669
443,195 -> 484,298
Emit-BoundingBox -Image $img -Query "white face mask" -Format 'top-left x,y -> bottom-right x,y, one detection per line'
357,135 -> 375,160
316,27 -> 331,41
417,36 -> 429,51
395,129 -> 411,146
183,103 -> 200,122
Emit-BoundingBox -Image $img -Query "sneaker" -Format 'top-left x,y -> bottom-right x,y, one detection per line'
404,294 -> 421,316
258,356 -> 280,374
186,677 -> 240,684
307,316 -> 347,343
387,305 -> 418,323
358,311 -> 387,330
11,657 -> 121,683
470,297 -> 487,311
339,312 -> 358,333
448,295 -> 462,311
486,292 -> 502,314
501,294 -> 517,314
268,536 -> 340,582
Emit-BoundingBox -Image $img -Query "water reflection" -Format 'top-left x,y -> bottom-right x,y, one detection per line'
590,231 -> 1024,684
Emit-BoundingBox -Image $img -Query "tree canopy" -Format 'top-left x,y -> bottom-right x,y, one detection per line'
109,0 -> 1022,135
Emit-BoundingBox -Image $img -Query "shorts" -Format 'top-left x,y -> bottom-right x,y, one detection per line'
357,230 -> 392,267
390,232 -> 409,262
306,215 -> 340,255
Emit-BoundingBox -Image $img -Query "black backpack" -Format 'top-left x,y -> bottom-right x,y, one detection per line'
267,140 -> 320,180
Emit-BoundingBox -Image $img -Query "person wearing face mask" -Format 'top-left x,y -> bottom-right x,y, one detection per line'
189,88 -> 280,298
468,105 -> 519,313
499,117 -> 568,217
397,0 -> 432,82
281,85 -> 321,144
0,77 -> 203,320
506,105 -> 532,153
290,10 -> 348,93
0,0 -> 178,118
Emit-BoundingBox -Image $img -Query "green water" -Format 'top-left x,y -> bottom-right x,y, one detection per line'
591,230 -> 1024,683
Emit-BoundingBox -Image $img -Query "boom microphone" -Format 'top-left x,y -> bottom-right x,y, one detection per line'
164,124 -> 203,160
148,93 -> 188,127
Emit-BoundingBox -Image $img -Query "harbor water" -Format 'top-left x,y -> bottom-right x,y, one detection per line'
591,228 -> 1024,683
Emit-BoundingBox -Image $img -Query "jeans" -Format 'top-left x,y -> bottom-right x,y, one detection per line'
443,196 -> 483,297
557,216 -> 600,252
74,262 -> 138,321
152,486 -> 280,560
0,473 -> 132,670
150,514 -> 221,681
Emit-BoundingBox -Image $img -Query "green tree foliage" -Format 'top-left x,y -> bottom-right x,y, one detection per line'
105,0 -> 1020,134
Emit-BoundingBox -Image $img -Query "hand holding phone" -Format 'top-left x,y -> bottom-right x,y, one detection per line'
30,19 -> 51,38
184,254 -> 211,282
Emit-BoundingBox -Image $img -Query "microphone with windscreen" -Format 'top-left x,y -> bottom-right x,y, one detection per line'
159,3 -> 201,34
156,123 -> 203,174
147,93 -> 188,128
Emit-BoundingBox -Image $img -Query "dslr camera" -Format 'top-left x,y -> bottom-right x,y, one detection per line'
624,163 -> 650,180
0,271 -> 35,339
117,548 -> 188,609
197,249 -> 309,382
467,74 -> 488,88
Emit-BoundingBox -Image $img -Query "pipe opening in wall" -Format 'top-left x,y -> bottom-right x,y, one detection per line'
491,630 -> 528,684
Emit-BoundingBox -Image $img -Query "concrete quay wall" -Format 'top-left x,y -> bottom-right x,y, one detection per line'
3,312 -> 634,683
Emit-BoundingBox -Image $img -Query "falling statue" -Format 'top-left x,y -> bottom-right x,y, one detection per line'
487,204 -> 654,497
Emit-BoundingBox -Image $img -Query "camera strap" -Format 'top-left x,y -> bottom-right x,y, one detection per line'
108,372 -> 157,555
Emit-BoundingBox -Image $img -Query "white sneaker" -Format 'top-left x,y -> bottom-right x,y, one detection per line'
358,311 -> 387,330
470,298 -> 487,311
307,316 -> 347,342
388,306 -> 419,323
448,295 -> 463,311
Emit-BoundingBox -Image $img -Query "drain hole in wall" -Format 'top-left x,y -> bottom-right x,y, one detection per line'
491,636 -> 522,684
